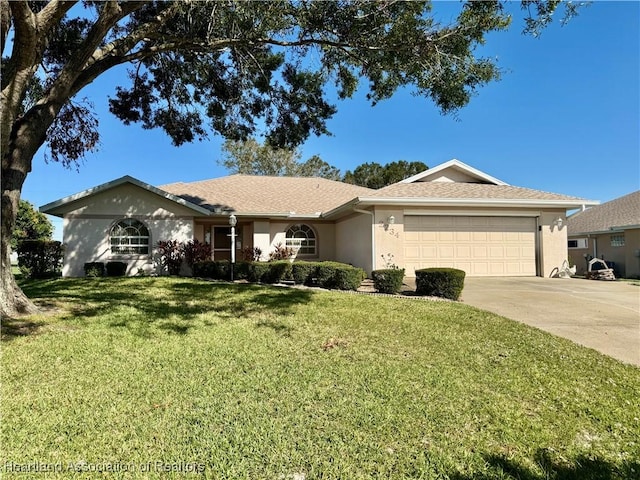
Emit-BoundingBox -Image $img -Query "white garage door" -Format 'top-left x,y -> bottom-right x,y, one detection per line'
404,216 -> 537,277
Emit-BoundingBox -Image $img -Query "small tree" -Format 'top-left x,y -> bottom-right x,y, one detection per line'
219,139 -> 341,180
12,200 -> 53,251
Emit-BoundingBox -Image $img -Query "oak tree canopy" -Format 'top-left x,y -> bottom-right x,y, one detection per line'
0,0 -> 580,316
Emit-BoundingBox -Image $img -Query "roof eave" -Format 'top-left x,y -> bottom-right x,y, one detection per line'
569,224 -> 640,236
40,175 -> 213,217
355,197 -> 600,209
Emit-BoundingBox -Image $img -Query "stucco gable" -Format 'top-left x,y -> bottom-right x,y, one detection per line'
41,176 -> 211,217
400,159 -> 508,185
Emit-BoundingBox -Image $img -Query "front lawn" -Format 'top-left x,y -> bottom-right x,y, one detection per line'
2,277 -> 639,479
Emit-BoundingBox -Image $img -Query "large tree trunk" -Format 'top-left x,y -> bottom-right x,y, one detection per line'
1,167 -> 38,318
1,109 -> 51,318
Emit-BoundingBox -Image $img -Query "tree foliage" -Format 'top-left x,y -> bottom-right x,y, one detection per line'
344,160 -> 429,189
0,0 -> 583,316
11,200 -> 53,250
220,139 -> 341,180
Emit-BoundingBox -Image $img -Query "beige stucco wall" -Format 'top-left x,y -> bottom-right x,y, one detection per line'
335,211 -> 373,272
60,184 -> 195,276
569,229 -> 640,277
373,208 -> 405,271
538,210 -> 569,277
267,221 -> 336,262
63,216 -> 193,277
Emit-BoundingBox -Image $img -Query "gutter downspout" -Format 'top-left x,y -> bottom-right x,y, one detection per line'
353,208 -> 375,273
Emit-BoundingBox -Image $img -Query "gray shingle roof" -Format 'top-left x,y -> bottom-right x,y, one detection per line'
161,175 -> 374,215
568,190 -> 640,234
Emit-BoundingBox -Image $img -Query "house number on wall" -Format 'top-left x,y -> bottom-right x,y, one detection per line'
378,221 -> 400,238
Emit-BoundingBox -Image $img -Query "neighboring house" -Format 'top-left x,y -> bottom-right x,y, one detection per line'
40,159 -> 597,278
567,191 -> 640,278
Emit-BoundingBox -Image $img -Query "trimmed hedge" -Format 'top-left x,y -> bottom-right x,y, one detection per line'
84,262 -> 105,278
106,261 -> 128,277
371,268 -> 405,294
192,259 -> 365,291
247,262 -> 270,283
305,262 -> 366,290
291,261 -> 316,285
415,268 -> 466,300
328,264 -> 367,290
193,260 -> 229,280
17,240 -> 64,279
260,261 -> 293,284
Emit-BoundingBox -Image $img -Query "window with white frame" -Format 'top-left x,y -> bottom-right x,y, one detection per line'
610,234 -> 625,247
110,219 -> 150,254
285,224 -> 316,255
568,238 -> 588,249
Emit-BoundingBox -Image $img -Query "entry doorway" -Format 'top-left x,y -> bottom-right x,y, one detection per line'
212,226 -> 242,261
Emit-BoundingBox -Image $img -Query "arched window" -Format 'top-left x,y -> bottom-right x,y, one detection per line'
109,219 -> 150,255
285,224 -> 316,256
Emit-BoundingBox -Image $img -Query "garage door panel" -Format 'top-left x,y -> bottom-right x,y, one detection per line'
404,216 -> 536,277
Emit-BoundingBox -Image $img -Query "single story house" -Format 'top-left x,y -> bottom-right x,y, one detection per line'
40,159 -> 597,278
567,190 -> 640,278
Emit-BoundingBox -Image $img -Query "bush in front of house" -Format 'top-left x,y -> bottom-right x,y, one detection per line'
182,239 -> 211,269
261,260 -> 293,284
84,262 -> 105,277
328,263 -> 367,290
415,268 -> 466,300
247,262 -> 270,283
156,240 -> 183,275
301,261 -> 365,290
371,268 -> 405,294
106,261 -> 128,277
193,260 -> 229,280
291,261 -> 316,285
233,261 -> 251,280
193,258 -> 364,291
16,240 -> 64,279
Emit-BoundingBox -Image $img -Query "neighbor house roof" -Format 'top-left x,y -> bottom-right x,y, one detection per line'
161,175 -> 374,217
568,190 -> 640,235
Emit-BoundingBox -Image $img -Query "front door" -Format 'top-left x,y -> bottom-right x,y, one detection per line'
212,226 -> 242,261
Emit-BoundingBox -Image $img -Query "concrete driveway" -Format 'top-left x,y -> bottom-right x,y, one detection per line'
458,277 -> 640,366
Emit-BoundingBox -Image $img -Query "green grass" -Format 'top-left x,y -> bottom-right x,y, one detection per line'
2,277 -> 639,479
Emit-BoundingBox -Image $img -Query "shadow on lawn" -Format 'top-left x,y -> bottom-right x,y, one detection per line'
9,277 -> 314,339
450,449 -> 639,480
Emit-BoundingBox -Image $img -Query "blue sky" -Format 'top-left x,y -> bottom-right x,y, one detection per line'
22,1 -> 639,240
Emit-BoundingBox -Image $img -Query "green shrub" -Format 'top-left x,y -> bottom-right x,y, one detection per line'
17,240 -> 64,279
262,261 -> 293,284
310,262 -> 340,287
248,262 -> 270,283
193,260 -> 230,280
304,262 -> 365,290
371,268 -> 405,294
331,264 -> 367,290
192,260 -> 212,278
233,261 -> 251,280
84,262 -> 105,278
106,261 -> 128,277
415,268 -> 466,300
291,261 -> 316,285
